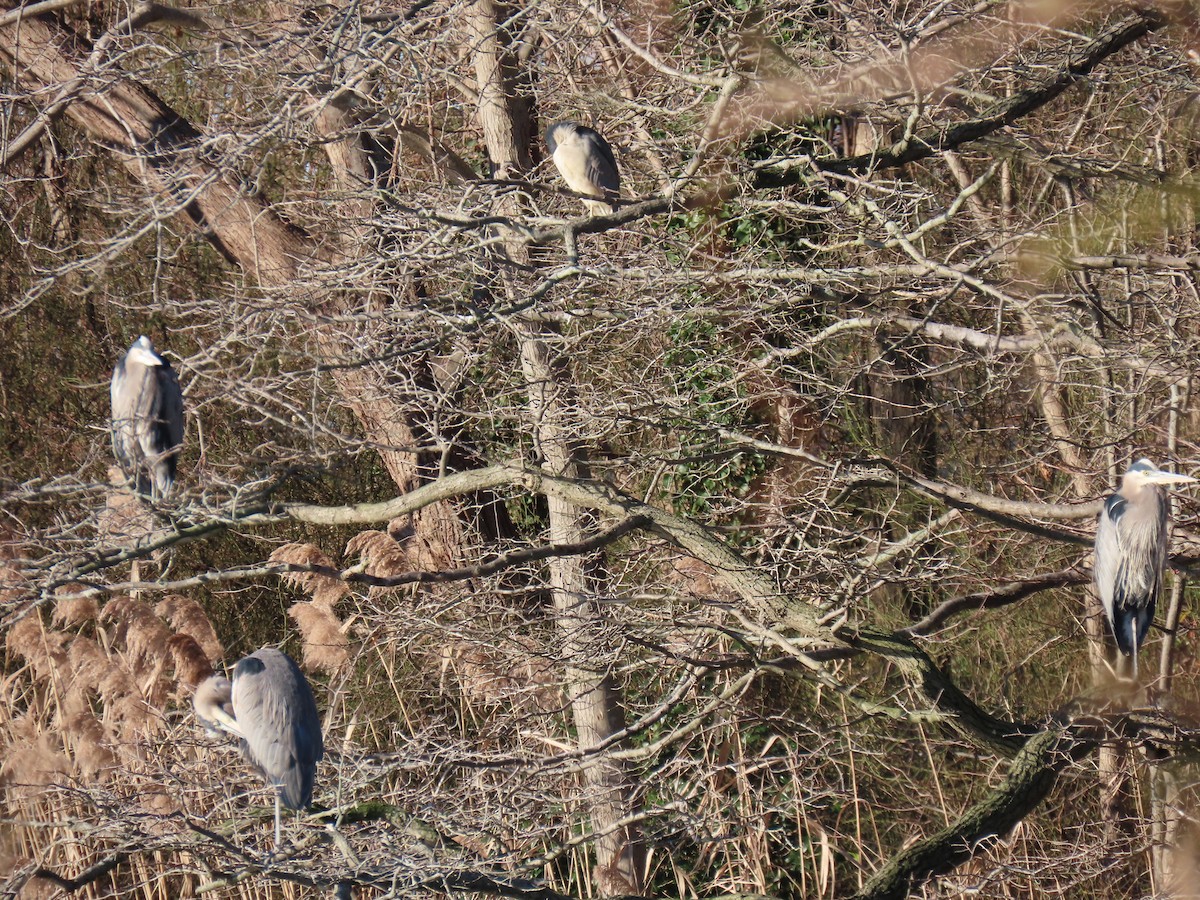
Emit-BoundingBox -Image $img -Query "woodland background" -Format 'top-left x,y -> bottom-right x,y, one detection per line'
3,0 -> 1200,896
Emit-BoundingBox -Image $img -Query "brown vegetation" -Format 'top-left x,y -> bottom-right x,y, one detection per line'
9,0 -> 1200,897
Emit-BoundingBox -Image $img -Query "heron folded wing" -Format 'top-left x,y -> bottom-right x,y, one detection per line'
581,135 -> 620,196
149,363 -> 185,496
231,650 -> 323,810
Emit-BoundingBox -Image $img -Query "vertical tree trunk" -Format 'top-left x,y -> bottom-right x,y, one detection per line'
309,97 -> 471,563
467,1 -> 645,890
516,330 -> 645,894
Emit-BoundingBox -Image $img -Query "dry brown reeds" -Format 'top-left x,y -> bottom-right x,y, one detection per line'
53,586 -> 99,626
59,685 -> 117,778
166,633 -> 215,690
271,542 -> 356,674
99,597 -> 176,707
156,594 -> 223,662
441,635 -> 563,714
345,530 -> 410,579
6,612 -> 70,682
68,635 -> 137,706
1,714 -> 73,791
270,542 -> 349,606
288,601 -> 352,674
0,587 -> 239,897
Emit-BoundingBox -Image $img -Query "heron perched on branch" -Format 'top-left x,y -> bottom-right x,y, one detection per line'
110,335 -> 184,499
194,648 -> 323,848
1094,458 -> 1197,678
545,121 -> 621,216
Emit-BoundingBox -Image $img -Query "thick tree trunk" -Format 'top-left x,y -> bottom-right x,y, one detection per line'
0,12 -> 311,282
516,330 -> 646,895
467,0 -> 645,890
309,95 -> 474,561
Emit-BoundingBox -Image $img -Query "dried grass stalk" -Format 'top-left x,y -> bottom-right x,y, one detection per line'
137,786 -> 181,816
1,716 -> 71,790
99,597 -> 174,706
442,636 -> 562,713
105,693 -> 156,742
271,543 -> 349,608
5,614 -> 42,661
288,601 -> 351,674
101,597 -> 172,663
60,686 -> 116,779
96,663 -> 139,708
155,595 -> 223,662
75,641 -> 138,706
98,596 -> 136,646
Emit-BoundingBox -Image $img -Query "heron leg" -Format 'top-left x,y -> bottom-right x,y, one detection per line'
1131,620 -> 1139,681
275,791 -> 282,850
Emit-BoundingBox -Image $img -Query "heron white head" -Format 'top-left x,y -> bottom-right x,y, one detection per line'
126,335 -> 164,367
193,674 -> 241,738
1123,458 -> 1198,491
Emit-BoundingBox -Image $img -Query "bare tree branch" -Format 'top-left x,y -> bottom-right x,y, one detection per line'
851,722 -> 1094,900
756,10 -> 1168,184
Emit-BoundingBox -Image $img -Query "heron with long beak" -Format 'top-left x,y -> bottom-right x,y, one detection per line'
1094,458 -> 1197,678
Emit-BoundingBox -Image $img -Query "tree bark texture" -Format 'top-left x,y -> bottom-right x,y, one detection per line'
467,0 -> 645,890
852,725 -> 1093,900
0,12 -> 314,280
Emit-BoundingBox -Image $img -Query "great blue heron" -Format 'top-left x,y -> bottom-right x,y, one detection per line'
545,121 -> 621,216
110,335 -> 184,499
1094,458 -> 1197,677
194,648 -> 323,848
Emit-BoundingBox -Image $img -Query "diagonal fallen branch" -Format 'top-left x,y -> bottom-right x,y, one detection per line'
282,462 -> 1043,755
851,721 -> 1095,900
755,10 -> 1168,185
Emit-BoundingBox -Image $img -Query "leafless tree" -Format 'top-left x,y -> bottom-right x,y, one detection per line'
7,0 -> 1200,898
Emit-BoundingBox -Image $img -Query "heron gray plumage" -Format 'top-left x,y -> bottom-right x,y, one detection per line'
194,648 -> 323,847
110,335 -> 184,499
1093,458 -> 1197,677
545,121 -> 620,216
